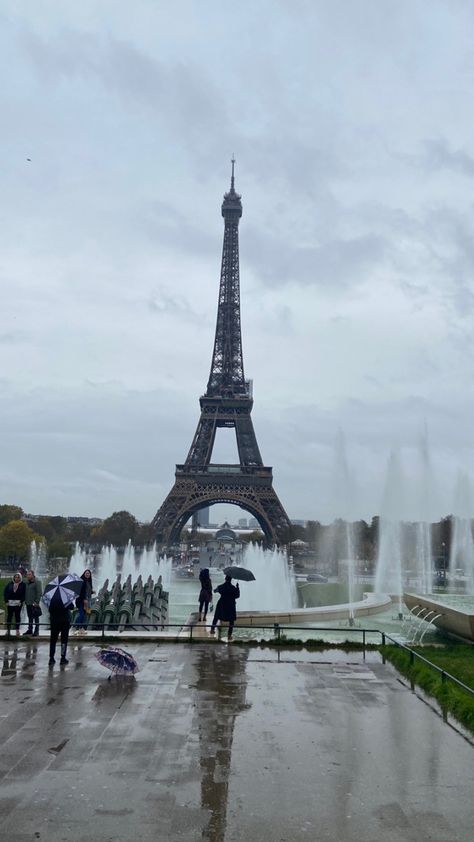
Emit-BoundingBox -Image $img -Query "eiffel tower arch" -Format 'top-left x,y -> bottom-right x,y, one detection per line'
152,162 -> 290,547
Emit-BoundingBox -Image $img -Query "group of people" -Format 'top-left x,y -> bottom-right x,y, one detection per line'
4,566 -> 240,661
3,570 -> 43,638
2,568 -> 94,666
198,568 -> 240,641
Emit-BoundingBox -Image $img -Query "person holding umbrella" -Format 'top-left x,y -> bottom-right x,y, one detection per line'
42,573 -> 83,666
48,597 -> 73,665
210,575 -> 240,641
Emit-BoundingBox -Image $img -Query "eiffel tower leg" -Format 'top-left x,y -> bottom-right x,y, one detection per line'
234,415 -> 263,466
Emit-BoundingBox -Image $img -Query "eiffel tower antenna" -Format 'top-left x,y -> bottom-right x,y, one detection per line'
152,169 -> 290,546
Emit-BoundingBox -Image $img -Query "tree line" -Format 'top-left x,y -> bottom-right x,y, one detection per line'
0,503 -> 456,571
0,505 -> 155,569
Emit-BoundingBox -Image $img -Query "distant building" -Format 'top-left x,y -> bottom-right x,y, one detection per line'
291,519 -> 307,527
25,513 -> 103,525
238,517 -> 248,528
197,507 -> 210,526
249,518 -> 258,528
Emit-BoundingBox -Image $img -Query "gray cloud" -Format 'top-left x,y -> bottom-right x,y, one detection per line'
21,26 -> 231,156
423,138 -> 474,178
245,229 -> 388,289
2,2 -> 474,524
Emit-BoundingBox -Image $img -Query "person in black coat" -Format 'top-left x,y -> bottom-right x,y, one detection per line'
48,596 -> 72,666
210,576 -> 240,640
198,568 -> 213,622
3,574 -> 26,638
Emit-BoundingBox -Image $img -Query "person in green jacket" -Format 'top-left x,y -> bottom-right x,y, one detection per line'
23,569 -> 43,637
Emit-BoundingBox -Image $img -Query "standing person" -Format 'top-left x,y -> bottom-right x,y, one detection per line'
210,575 -> 240,641
198,568 -> 213,622
3,574 -> 26,638
23,569 -> 43,637
48,596 -> 72,665
73,569 -> 93,635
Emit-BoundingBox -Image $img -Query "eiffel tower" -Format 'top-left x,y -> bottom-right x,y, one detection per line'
152,162 -> 290,546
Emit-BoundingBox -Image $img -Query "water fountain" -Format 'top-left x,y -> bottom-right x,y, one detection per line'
413,428 -> 437,593
374,450 -> 405,613
68,541 -> 90,575
98,544 -> 118,585
449,472 -> 474,595
235,544 -> 297,612
324,431 -> 359,624
30,539 -> 48,578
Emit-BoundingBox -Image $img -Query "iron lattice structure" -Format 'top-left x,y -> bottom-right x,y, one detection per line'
152,163 -> 290,546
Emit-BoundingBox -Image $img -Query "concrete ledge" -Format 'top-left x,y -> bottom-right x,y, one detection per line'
234,592 -> 392,626
404,592 -> 474,642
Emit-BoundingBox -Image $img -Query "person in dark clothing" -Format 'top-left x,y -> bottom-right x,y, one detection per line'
23,569 -> 43,636
210,576 -> 240,641
73,569 -> 93,635
48,597 -> 72,665
3,574 -> 26,638
198,568 -> 213,622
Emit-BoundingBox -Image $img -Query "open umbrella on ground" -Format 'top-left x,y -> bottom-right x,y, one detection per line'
42,573 -> 83,609
223,566 -> 256,581
95,647 -> 139,678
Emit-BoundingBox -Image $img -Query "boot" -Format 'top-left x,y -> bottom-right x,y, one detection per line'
198,614 -> 202,622
203,614 -> 207,622
16,629 -> 20,637
23,628 -> 32,636
5,626 -> 11,640
33,627 -> 39,637
60,644 -> 68,665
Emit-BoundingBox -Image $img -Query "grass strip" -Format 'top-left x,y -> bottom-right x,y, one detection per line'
381,644 -> 474,734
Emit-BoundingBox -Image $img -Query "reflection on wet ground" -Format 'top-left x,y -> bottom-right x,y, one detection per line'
0,640 -> 472,842
192,646 -> 250,842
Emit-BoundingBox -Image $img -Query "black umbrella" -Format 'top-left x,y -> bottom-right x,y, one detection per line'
223,566 -> 256,581
42,573 -> 83,609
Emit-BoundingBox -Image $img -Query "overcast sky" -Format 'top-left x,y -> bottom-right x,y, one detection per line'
2,0 -> 474,525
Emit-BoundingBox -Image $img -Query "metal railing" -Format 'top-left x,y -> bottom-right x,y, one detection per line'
2,621 -> 474,702
2,619 -> 381,644
1,619 -> 386,650
381,631 -> 474,699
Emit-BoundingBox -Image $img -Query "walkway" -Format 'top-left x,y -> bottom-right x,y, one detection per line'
0,638 -> 472,841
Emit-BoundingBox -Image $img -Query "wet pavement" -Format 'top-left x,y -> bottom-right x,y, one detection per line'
0,639 -> 472,842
